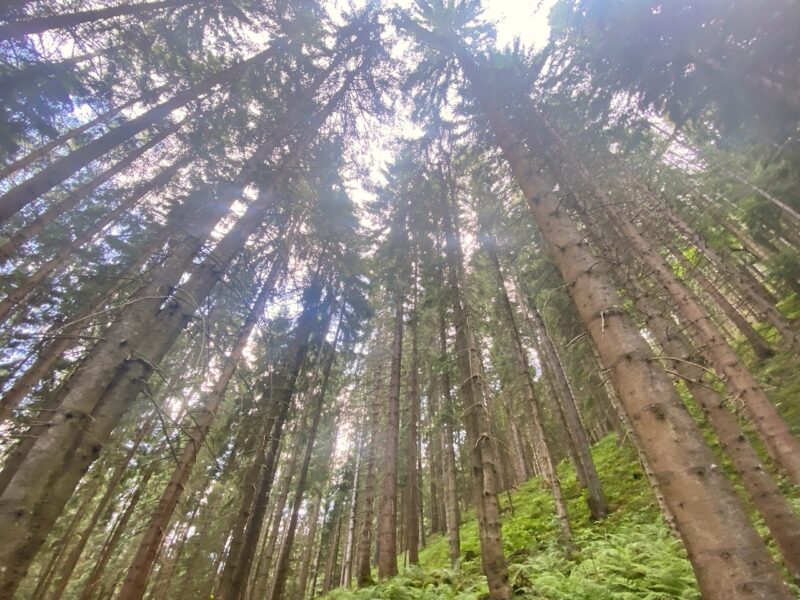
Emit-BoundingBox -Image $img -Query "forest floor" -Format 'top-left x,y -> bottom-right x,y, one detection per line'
322,347 -> 800,600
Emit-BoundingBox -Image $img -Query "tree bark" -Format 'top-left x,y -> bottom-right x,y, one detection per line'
482,235 -> 575,546
633,285 -> 800,580
377,279 -> 404,579
404,262 -> 420,566
217,278 -> 328,600
0,0 -> 200,40
0,153 -> 190,324
514,277 -> 609,520
0,44 -> 278,223
440,180 -> 509,599
117,251 -> 286,600
269,315 -> 342,600
0,118 -> 185,265
437,303 -> 461,570
531,111 -> 800,486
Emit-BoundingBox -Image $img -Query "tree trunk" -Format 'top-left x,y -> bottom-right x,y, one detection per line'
47,418 -> 154,600
532,110 -> 800,486
514,277 -> 608,520
0,117 -> 321,595
0,44 -> 278,223
0,0 -> 200,40
440,180 -> 509,600
0,118 -> 185,265
0,85 -> 167,181
117,252 -> 286,600
217,279 -> 328,600
0,153 -> 190,324
451,46 -> 792,599
377,280 -> 404,579
297,491 -> 323,599
355,335 -> 383,586
78,467 -> 154,600
482,235 -> 575,546
404,262 -> 420,566
671,248 -> 774,360
437,304 -> 461,570
269,315 -> 342,600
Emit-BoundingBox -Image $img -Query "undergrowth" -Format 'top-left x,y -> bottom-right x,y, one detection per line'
323,436 -> 699,599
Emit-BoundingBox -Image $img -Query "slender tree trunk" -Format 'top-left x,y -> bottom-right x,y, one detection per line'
47,418 -> 154,600
0,127 -> 319,595
0,85 -> 168,181
449,46 -> 792,599
0,118 -> 186,265
0,45 -> 279,223
78,467 -> 154,600
437,304 -> 461,570
297,491 -> 323,599
629,283 -> 800,571
532,111 -> 800,486
355,341 -> 383,586
377,281 -> 404,579
440,182 -> 509,599
0,154 -> 190,325
0,222 -> 170,424
0,0 -> 200,40
671,249 -> 774,360
482,235 -> 575,544
322,498 -> 344,594
117,253 -> 286,600
217,279 -> 328,600
514,277 -> 608,520
341,415 -> 364,587
404,263 -> 420,566
269,316 -> 342,600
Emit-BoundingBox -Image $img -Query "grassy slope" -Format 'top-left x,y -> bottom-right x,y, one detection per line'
325,435 -> 700,599
323,345 -> 800,600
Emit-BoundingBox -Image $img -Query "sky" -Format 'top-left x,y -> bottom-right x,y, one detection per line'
484,0 -> 557,50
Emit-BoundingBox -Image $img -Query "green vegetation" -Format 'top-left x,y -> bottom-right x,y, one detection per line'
324,435 -> 700,600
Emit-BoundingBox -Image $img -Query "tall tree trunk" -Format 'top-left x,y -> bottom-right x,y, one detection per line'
437,304 -> 461,570
355,332 -> 384,586
447,45 -> 792,599
217,279 -> 328,600
532,111 -> 800,486
377,280 -> 404,579
0,43 -> 282,223
632,285 -> 800,580
482,235 -> 576,544
297,491 -> 323,599
0,153 -> 190,324
0,0 -> 200,40
0,221 -> 171,424
341,414 -> 364,587
78,466 -> 154,600
0,118 -> 186,265
513,276 -> 608,520
670,249 -> 774,360
0,85 -> 168,181
404,262 -> 420,566
117,252 -> 286,600
47,418 -> 155,600
0,110 -> 325,594
322,495 -> 344,595
269,315 -> 342,600
440,181 -> 509,600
